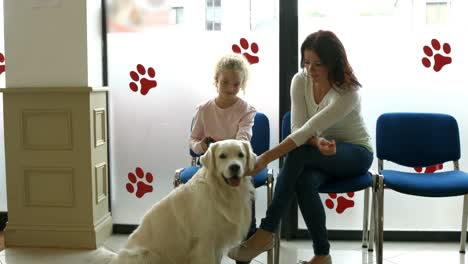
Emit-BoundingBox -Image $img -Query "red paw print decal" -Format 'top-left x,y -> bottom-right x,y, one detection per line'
414,163 -> 443,173
325,192 -> 355,214
0,52 -> 5,75
232,38 -> 259,64
129,64 -> 157,95
422,39 -> 452,72
126,167 -> 154,198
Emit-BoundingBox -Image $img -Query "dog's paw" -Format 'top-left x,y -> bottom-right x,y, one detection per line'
325,192 -> 355,214
421,39 -> 452,72
129,64 -> 157,95
232,38 -> 259,64
126,167 -> 154,198
86,247 -> 116,264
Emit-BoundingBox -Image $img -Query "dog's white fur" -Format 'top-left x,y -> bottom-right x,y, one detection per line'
90,139 -> 255,264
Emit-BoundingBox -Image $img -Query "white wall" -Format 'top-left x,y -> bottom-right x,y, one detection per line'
3,0 -> 101,87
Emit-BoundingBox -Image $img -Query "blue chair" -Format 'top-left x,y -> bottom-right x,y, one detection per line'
275,112 -> 378,264
375,112 -> 468,263
174,112 -> 275,264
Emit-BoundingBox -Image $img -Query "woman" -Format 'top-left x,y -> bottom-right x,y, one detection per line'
228,30 -> 373,264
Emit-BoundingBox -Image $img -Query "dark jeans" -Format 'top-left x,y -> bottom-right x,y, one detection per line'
259,143 -> 373,255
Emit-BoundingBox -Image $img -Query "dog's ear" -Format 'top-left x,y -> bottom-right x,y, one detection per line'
200,142 -> 217,170
242,141 -> 256,175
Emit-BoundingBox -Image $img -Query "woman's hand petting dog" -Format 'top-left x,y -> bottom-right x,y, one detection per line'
248,153 -> 268,177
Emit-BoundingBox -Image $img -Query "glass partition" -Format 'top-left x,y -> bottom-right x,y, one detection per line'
106,0 -> 279,224
298,0 -> 468,231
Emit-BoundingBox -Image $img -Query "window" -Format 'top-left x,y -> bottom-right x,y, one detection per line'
426,1 -> 450,25
170,6 -> 184,25
206,0 -> 222,31
105,0 -> 279,226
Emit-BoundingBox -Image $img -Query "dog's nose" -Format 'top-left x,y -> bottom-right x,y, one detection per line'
229,164 -> 240,174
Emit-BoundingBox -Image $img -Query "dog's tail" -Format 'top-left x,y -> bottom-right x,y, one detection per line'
87,247 -> 117,264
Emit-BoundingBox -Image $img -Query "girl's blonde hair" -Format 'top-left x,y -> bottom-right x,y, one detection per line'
214,53 -> 250,92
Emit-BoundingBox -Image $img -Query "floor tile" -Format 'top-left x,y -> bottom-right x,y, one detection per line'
0,248 -> 92,264
0,236 -> 465,264
384,250 -> 466,264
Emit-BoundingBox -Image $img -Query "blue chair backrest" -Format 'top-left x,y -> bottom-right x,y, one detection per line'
376,112 -> 460,167
251,112 -> 270,156
281,111 -> 291,140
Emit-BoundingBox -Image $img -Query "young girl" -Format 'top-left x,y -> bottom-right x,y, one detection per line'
190,53 -> 256,155
190,53 -> 257,264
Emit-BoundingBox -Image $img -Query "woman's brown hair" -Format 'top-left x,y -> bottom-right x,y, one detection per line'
300,30 -> 361,90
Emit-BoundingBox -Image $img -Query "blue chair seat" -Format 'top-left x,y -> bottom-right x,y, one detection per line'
252,168 -> 269,188
382,170 -> 468,197
179,165 -> 269,189
319,171 -> 373,193
179,166 -> 201,183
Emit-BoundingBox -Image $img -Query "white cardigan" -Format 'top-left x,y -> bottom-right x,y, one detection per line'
287,71 -> 373,152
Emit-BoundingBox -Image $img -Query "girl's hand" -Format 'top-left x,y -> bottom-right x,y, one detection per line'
249,154 -> 268,176
201,137 -> 215,152
317,137 -> 336,156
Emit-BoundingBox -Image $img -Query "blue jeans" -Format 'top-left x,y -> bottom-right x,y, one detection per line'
259,143 -> 373,255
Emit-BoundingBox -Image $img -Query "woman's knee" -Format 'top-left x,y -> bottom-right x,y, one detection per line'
295,170 -> 324,191
285,145 -> 315,162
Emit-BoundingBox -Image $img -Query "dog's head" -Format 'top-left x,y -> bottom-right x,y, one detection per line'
200,139 -> 256,187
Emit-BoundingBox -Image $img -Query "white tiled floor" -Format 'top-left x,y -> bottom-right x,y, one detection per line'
0,235 -> 466,264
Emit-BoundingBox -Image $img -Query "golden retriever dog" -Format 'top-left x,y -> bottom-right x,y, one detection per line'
91,139 -> 255,264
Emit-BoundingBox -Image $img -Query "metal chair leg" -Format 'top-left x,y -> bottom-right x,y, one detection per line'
460,194 -> 468,253
375,174 -> 384,264
265,169 -> 280,264
173,169 -> 183,188
274,223 -> 281,264
368,186 -> 375,252
362,187 -> 370,248
368,173 -> 378,252
266,169 -> 275,264
267,240 -> 274,264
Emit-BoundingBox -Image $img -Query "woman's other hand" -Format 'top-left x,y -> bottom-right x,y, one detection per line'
317,137 -> 336,156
